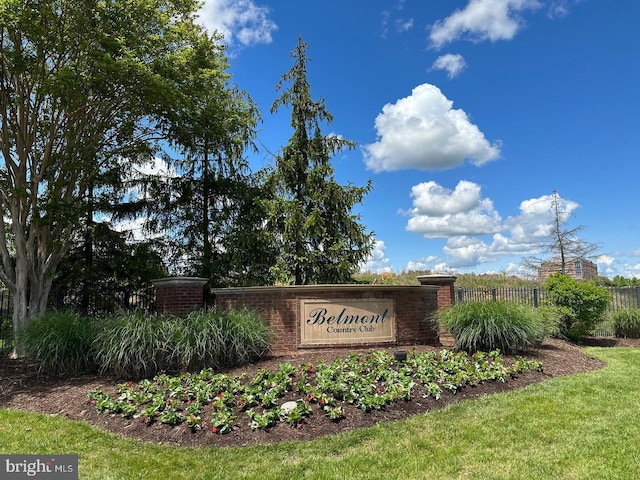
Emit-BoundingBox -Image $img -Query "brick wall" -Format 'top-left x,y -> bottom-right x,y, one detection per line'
212,285 -> 440,355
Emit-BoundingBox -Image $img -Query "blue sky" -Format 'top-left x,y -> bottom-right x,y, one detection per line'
192,0 -> 640,278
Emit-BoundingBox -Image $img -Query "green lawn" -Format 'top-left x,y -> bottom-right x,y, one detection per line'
2,347 -> 640,479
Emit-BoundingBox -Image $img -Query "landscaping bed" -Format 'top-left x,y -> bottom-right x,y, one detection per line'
1,337 -> 631,448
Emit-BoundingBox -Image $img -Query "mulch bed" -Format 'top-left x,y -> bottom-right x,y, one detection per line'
1,337 -> 637,448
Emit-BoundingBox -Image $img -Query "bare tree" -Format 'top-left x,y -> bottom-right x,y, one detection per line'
522,189 -> 600,277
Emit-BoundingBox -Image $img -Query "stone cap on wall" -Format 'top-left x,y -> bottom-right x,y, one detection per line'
416,274 -> 457,286
211,284 -> 439,295
152,277 -> 209,288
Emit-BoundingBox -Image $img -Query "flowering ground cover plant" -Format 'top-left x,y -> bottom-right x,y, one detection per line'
88,349 -> 542,435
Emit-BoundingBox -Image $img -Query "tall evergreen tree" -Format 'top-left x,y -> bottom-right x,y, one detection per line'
269,37 -> 374,285
144,36 -> 276,287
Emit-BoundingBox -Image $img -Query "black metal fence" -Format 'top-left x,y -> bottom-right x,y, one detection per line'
0,290 -> 13,356
0,288 -> 155,356
456,286 -> 640,312
51,288 -> 156,317
456,286 -> 546,308
455,286 -> 640,337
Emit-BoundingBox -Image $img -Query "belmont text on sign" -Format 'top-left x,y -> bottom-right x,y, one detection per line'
300,298 -> 395,345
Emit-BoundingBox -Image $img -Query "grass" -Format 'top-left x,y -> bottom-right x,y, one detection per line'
20,309 -> 271,378
1,347 -> 640,479
609,308 -> 640,338
19,311 -> 97,375
437,301 -> 555,353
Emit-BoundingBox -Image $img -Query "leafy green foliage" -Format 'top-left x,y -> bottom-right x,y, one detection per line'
145,36 -> 275,286
268,37 -> 373,285
52,223 -> 166,315
352,271 -> 541,287
0,0 -> 248,350
437,301 -> 554,353
544,274 -> 611,340
609,308 -> 640,338
19,311 -> 99,375
88,349 -> 542,434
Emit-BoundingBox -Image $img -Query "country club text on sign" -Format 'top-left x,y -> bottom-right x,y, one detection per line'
300,298 -> 395,345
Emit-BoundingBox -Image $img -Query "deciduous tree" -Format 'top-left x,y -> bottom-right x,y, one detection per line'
0,0 -> 227,353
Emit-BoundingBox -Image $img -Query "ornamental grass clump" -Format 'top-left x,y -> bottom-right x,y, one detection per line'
438,301 -> 551,354
94,312 -> 169,378
610,308 -> 640,338
171,308 -> 271,372
19,311 -> 98,375
94,309 -> 271,378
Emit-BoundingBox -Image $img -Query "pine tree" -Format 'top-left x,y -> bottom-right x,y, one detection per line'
269,37 -> 373,285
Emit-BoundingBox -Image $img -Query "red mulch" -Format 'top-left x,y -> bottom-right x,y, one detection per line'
1,337 -> 637,448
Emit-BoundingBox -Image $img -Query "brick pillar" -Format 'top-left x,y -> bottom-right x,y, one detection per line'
416,275 -> 457,347
152,277 -> 208,315
416,274 -> 457,309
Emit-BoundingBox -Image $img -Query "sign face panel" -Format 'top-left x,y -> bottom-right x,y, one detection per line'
300,298 -> 395,345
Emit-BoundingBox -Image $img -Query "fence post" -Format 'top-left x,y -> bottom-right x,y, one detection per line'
533,288 -> 539,308
636,287 -> 640,309
491,288 -> 496,302
457,287 -> 463,302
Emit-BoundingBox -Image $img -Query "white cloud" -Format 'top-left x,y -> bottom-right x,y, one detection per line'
503,193 -> 579,244
198,0 -> 277,46
395,18 -> 414,32
405,180 -> 501,238
124,157 -> 178,203
431,54 -> 467,78
401,188 -> 594,272
406,256 -> 439,272
360,240 -> 393,273
111,217 -> 150,242
443,236 -> 500,267
597,254 -> 615,267
429,0 -> 542,49
408,180 -> 482,216
441,233 -> 536,268
363,84 -> 501,172
133,157 -> 178,179
547,0 -> 583,18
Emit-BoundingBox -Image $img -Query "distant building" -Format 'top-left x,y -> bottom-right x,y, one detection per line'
538,258 -> 598,281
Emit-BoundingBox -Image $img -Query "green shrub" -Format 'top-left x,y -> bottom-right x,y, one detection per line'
437,301 -> 552,354
544,274 -> 611,340
610,308 -> 640,338
94,308 -> 271,378
19,311 -> 97,375
535,305 -> 564,338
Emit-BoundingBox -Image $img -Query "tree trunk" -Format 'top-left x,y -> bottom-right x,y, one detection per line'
10,259 -> 30,358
